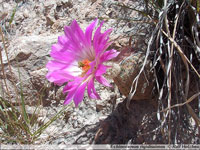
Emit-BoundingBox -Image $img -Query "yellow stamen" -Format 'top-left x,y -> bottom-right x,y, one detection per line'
78,59 -> 91,76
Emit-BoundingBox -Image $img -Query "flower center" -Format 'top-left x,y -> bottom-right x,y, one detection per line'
78,59 -> 91,76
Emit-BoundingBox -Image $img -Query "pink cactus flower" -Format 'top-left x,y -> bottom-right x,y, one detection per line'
46,19 -> 119,107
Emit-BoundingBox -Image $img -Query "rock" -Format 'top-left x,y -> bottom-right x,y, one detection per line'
2,34 -> 60,64
0,66 -> 31,103
0,12 -> 8,21
52,19 -> 68,31
14,51 -> 32,62
46,16 -> 55,27
113,53 -> 154,100
62,0 -> 73,8
0,33 -> 62,106
1,3 -> 12,12
96,104 -> 104,112
16,105 -> 48,117
104,62 -> 121,79
29,68 -> 49,91
23,9 -> 29,18
94,98 -> 159,144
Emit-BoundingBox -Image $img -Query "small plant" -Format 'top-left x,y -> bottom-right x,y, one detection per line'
46,19 -> 119,107
0,25 -> 70,144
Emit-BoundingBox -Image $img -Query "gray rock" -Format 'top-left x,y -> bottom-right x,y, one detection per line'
2,34 -> 60,64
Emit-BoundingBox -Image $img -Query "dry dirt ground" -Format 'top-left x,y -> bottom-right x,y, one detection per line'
0,0 -> 139,144
2,0 -> 200,145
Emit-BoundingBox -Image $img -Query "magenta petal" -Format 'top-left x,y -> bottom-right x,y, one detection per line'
72,20 -> 87,45
46,71 -> 70,85
95,64 -> 108,76
64,26 -> 82,51
58,35 -> 68,45
50,48 -> 75,62
64,20 -> 88,54
63,82 -> 78,93
46,19 -> 118,106
63,78 -> 82,93
93,22 -> 103,51
87,78 -> 100,99
73,82 -> 87,107
64,88 -> 77,105
85,19 -> 98,46
46,60 -> 69,72
51,44 -> 64,53
100,49 -> 120,62
93,23 -> 112,55
96,76 -> 111,87
98,29 -> 112,45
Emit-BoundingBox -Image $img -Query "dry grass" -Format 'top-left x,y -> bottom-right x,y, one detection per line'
126,0 -> 200,143
0,11 -> 69,144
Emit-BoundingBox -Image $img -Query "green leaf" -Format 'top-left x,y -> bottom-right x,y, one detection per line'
9,3 -> 18,25
17,66 -> 30,126
32,104 -> 71,139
